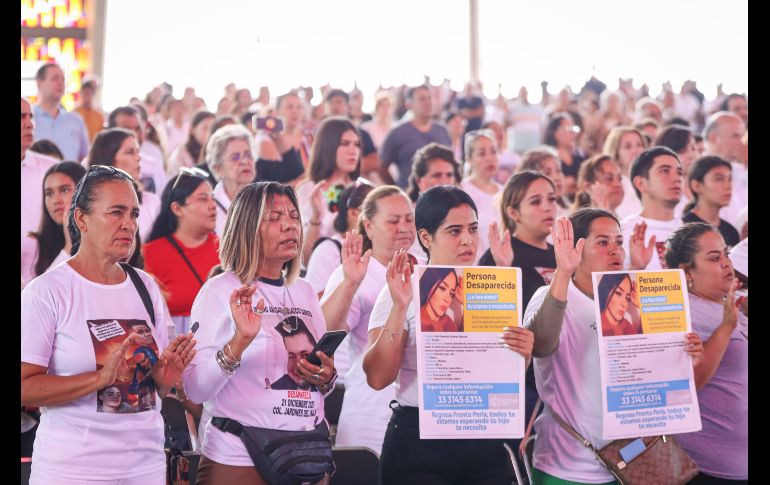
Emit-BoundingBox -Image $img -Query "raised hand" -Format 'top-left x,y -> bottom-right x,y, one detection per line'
309,181 -> 328,221
387,249 -> 413,308
230,284 -> 266,342
628,221 -> 655,270
152,332 -> 197,390
721,278 -> 742,331
341,229 -> 372,286
550,217 -> 585,276
591,182 -> 612,212
97,335 -> 133,388
488,220 -> 513,266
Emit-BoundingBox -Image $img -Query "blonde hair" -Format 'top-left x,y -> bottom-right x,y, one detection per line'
219,182 -> 302,285
602,126 -> 646,164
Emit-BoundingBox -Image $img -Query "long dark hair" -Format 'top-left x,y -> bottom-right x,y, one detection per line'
415,185 -> 477,258
307,117 -> 361,183
419,267 -> 458,307
87,128 -> 143,203
684,156 -> 732,214
597,273 -> 632,312
31,162 -> 86,276
544,112 -> 574,147
568,208 -> 619,248
406,143 -> 461,202
184,110 -> 215,164
335,181 -> 375,234
147,169 -> 213,243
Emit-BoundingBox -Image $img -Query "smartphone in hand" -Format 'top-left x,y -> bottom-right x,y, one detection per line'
306,330 -> 347,366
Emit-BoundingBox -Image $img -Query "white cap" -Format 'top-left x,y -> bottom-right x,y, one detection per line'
729,238 -> 748,277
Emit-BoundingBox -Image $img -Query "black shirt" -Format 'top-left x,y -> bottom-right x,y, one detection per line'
479,237 -> 557,313
682,212 -> 740,248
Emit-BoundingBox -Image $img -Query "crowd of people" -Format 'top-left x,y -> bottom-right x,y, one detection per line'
21,61 -> 748,485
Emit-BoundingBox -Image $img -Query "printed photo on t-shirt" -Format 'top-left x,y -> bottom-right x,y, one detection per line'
269,315 -> 319,392
88,319 -> 160,413
534,266 -> 556,285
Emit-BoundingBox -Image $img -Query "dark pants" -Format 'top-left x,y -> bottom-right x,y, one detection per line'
380,404 -> 515,485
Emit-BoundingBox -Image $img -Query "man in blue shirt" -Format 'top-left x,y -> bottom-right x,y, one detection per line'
32,63 -> 89,161
379,85 -> 451,188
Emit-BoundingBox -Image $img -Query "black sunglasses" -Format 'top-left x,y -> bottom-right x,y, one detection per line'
72,165 -> 134,209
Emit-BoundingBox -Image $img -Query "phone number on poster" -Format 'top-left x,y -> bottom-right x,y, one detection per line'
621,394 -> 662,406
436,395 -> 484,405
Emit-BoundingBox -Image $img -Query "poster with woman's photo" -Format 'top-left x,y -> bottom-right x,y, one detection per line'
415,265 -> 525,439
592,269 -> 702,439
88,319 -> 160,414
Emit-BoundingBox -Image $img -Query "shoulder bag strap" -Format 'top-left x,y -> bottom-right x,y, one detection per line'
164,236 -> 205,286
119,262 -> 156,326
549,407 -> 597,452
211,416 -> 244,436
519,397 -> 543,458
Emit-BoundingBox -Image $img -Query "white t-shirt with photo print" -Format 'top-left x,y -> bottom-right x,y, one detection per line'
21,262 -> 171,481
184,272 -> 328,466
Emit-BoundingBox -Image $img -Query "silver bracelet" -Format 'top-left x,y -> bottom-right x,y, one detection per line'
216,350 -> 239,375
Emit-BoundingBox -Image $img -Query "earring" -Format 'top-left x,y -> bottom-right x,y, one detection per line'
686,278 -> 693,290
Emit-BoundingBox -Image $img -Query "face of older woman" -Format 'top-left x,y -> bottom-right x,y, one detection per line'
79,180 -> 139,261
218,138 -> 256,187
686,230 -> 734,300
259,193 -> 301,264
364,194 -> 415,256
114,136 -> 142,180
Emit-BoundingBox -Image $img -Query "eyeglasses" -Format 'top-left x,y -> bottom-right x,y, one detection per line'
170,166 -> 210,196
560,125 -> 581,134
72,165 -> 134,209
345,177 -> 374,210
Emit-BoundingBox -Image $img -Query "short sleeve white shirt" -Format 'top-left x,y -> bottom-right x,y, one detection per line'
21,263 -> 171,480
620,213 -> 683,270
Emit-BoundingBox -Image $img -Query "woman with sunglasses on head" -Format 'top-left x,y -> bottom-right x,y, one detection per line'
21,161 -> 86,286
460,129 -> 503,264
305,179 -> 375,298
21,165 -> 196,485
295,117 -> 361,265
363,185 -> 533,485
143,167 -> 220,336
522,209 -> 703,485
663,223 -> 747,484
320,185 -> 416,454
87,128 -> 161,242
571,154 -> 625,218
183,182 -> 336,484
205,124 -> 305,236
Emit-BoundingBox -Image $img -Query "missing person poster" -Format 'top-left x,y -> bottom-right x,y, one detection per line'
415,265 -> 525,439
592,269 -> 702,439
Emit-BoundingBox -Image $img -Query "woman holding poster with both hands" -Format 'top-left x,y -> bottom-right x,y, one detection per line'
523,208 -> 704,485
363,185 -> 534,485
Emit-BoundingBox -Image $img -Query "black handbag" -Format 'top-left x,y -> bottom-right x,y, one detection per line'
211,417 -> 334,485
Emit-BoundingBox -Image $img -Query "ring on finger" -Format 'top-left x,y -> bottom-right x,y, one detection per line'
311,373 -> 321,380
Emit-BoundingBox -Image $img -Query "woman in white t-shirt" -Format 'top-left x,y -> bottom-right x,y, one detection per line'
305,180 -> 375,298
87,128 -> 161,242
295,117 -> 361,265
363,185 -> 534,485
183,181 -> 336,484
21,161 -> 86,286
321,186 -> 417,454
523,208 -> 704,484
459,129 -> 504,264
21,165 -> 196,485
